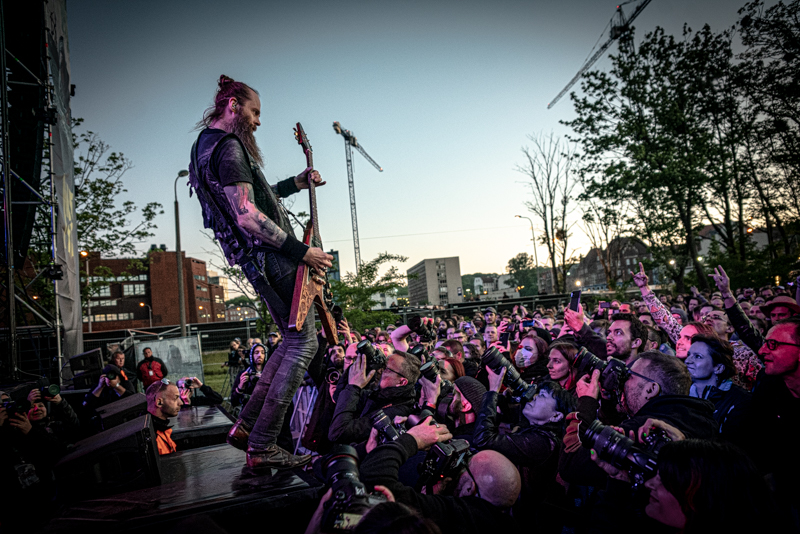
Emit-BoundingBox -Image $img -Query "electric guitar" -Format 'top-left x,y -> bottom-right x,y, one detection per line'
288,123 -> 339,344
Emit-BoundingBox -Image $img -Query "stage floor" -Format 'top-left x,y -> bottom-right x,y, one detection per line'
45,443 -> 323,533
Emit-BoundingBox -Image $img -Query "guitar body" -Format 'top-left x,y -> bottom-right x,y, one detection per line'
287,123 -> 339,345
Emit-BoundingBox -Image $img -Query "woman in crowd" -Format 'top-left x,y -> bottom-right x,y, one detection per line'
440,356 -> 465,382
546,341 -> 579,393
514,334 -> 550,383
684,334 -> 751,441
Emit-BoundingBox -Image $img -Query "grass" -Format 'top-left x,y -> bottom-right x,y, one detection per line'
202,350 -> 233,396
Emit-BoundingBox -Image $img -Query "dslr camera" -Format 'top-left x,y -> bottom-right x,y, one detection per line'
371,408 -> 434,445
579,419 -> 671,486
355,340 -> 387,375
321,445 -> 387,532
416,438 -> 472,493
481,346 -> 536,402
572,347 -> 631,398
36,378 -> 60,398
408,316 -> 437,343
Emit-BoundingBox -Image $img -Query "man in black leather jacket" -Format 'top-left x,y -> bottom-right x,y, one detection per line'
559,350 -> 716,486
328,350 -> 420,445
359,418 -> 521,534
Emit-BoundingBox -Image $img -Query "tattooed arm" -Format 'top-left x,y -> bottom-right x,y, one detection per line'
223,182 -> 333,270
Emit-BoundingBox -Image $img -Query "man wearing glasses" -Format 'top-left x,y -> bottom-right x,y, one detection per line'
328,350 -> 420,445
745,318 -> 800,526
560,351 -> 717,487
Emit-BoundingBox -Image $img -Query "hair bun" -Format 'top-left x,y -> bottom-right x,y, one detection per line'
219,75 -> 234,87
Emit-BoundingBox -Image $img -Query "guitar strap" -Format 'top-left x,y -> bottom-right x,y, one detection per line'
190,135 -> 286,312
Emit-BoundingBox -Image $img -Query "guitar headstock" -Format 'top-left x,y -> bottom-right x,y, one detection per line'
294,122 -> 311,152
293,122 -> 313,168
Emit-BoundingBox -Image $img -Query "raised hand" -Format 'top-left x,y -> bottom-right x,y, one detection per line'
563,303 -> 585,334
486,366 -> 506,393
348,354 -> 376,389
631,262 -> 649,291
708,265 -> 732,297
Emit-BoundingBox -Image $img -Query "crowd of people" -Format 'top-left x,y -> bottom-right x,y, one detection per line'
2,265 -> 798,532
0,344 -> 222,528
291,265 -> 799,534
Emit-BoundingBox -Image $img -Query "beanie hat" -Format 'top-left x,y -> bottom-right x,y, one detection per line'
670,308 -> 688,324
454,376 -> 487,411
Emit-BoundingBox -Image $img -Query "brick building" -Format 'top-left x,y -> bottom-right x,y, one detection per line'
81,249 -> 225,332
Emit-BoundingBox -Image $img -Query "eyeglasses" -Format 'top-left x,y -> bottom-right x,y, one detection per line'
383,366 -> 409,381
465,463 -> 482,500
702,314 -> 727,322
763,339 -> 800,351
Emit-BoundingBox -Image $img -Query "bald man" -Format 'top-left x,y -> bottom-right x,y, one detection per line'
360,417 -> 521,533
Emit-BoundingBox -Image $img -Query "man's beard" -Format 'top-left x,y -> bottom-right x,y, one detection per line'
231,112 -> 264,167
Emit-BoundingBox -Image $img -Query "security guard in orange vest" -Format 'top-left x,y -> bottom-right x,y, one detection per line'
146,379 -> 183,455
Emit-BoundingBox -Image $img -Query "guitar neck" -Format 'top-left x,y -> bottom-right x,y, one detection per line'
305,148 -> 321,245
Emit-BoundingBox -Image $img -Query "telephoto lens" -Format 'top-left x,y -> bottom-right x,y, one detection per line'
481,346 -> 535,401
419,359 -> 439,383
371,409 -> 404,443
321,445 -> 387,532
578,419 -> 668,486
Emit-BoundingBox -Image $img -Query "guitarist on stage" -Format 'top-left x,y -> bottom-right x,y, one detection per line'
189,75 -> 332,469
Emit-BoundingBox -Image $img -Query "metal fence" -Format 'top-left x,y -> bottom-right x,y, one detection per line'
83,319 -> 262,357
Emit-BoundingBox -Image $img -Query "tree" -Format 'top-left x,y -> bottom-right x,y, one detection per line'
72,119 -> 163,257
517,133 -> 580,293
330,252 -> 406,332
505,253 -> 539,296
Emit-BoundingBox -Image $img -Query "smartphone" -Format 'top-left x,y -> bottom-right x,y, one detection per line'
500,330 -> 510,346
522,319 -> 534,328
569,290 -> 582,312
599,301 -> 611,309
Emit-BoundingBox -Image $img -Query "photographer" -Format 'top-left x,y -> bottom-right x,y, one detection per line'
419,373 -> 486,443
473,368 -> 575,520
109,350 -> 135,393
231,342 -> 268,407
82,364 -> 134,411
301,341 -> 349,454
177,376 -> 223,407
559,350 -> 716,486
358,418 -> 521,534
1,388 -> 74,529
589,430 -> 779,533
328,349 -> 420,445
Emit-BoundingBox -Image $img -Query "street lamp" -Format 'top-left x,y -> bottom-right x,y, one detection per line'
80,250 -> 92,333
139,302 -> 152,328
198,305 -> 208,323
174,169 -> 189,337
575,280 -> 582,287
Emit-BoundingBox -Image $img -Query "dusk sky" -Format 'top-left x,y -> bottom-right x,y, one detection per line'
67,0 -> 752,287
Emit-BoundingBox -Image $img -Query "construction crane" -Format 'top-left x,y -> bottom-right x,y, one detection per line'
332,121 -> 383,274
547,0 -> 653,109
